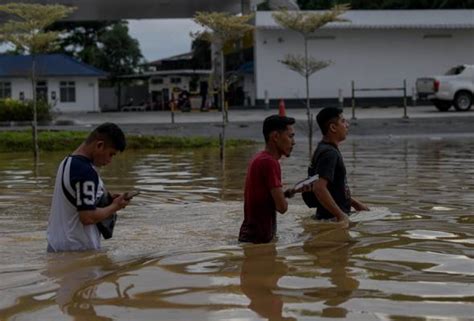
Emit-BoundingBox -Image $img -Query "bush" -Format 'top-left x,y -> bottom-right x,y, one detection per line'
0,99 -> 52,122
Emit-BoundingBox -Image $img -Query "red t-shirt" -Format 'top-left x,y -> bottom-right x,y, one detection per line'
239,151 -> 282,243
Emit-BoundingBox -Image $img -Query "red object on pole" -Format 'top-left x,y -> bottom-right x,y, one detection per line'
278,99 -> 286,116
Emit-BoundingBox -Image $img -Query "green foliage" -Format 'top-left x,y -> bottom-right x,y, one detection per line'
125,135 -> 254,150
257,0 -> 272,10
47,21 -> 143,80
192,12 -> 255,46
48,21 -> 115,67
93,22 -> 143,80
0,3 -> 76,54
0,131 -> 255,153
273,4 -> 350,36
280,54 -> 331,77
191,38 -> 212,70
297,0 -> 474,9
0,99 -> 51,122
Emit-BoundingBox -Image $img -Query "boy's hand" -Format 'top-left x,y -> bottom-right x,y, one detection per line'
112,193 -> 130,210
284,188 -> 296,198
352,200 -> 370,211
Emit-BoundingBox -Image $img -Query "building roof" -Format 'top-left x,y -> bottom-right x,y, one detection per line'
148,52 -> 194,66
256,10 -> 474,30
0,54 -> 107,78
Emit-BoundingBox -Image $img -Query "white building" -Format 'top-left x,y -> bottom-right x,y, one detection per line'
0,54 -> 106,113
254,10 -> 474,107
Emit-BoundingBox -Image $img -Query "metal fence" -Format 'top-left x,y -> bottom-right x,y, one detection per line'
351,80 -> 409,120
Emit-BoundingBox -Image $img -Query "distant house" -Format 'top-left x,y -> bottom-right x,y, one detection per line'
0,54 -> 106,112
254,9 -> 474,107
144,52 -> 212,109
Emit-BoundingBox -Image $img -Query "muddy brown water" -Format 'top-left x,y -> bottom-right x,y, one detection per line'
0,137 -> 473,320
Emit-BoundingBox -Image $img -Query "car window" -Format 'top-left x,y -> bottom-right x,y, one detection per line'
445,66 -> 465,75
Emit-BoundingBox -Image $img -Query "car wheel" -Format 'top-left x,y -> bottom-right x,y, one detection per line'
453,91 -> 472,111
433,101 -> 451,112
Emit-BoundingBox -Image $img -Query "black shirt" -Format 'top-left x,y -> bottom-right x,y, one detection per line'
309,141 -> 351,219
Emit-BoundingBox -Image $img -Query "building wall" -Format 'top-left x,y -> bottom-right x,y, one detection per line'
255,28 -> 474,101
4,77 -> 100,112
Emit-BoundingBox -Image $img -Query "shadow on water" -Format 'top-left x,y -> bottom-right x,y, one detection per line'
1,137 -> 474,320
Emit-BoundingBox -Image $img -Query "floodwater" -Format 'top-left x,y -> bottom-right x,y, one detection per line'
0,137 -> 473,321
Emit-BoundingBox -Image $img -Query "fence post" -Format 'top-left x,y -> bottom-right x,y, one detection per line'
351,81 -> 356,120
403,79 -> 409,119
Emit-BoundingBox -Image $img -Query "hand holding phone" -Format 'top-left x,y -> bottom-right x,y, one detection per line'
124,191 -> 140,200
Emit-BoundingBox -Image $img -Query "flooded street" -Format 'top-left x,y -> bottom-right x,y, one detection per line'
1,137 -> 473,320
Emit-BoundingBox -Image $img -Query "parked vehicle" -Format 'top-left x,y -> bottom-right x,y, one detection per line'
416,65 -> 474,112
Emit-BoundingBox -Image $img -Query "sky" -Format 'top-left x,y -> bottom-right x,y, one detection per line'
128,19 -> 203,62
0,19 -> 202,63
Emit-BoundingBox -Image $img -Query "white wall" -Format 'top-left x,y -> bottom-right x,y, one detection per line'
3,77 -> 100,112
255,28 -> 474,100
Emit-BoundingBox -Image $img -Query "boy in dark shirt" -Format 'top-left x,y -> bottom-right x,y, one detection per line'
310,108 -> 369,226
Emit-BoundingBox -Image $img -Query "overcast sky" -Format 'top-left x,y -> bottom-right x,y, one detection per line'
128,19 -> 203,62
0,19 -> 202,62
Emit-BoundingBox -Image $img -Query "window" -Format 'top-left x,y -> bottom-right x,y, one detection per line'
36,80 -> 48,102
170,77 -> 182,84
0,81 -> 12,99
60,81 -> 76,102
445,65 -> 465,76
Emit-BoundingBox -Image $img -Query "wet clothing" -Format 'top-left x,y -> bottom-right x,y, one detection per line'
309,141 -> 351,220
239,151 -> 282,243
47,155 -> 105,252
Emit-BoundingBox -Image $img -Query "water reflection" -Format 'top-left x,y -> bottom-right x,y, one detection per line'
240,244 -> 294,321
1,136 -> 474,320
301,223 -> 357,318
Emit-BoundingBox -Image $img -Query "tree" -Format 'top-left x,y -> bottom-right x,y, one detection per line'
97,22 -> 142,74
0,3 -> 76,160
48,21 -> 116,67
48,21 -> 143,109
273,4 -> 349,158
192,12 -> 254,161
191,38 -> 212,70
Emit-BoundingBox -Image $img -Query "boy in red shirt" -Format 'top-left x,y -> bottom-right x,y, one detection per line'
239,115 -> 306,243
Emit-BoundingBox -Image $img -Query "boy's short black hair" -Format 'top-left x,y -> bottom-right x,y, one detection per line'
263,115 -> 295,142
86,122 -> 126,152
316,107 -> 343,135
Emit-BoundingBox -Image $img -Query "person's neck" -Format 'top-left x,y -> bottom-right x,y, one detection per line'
73,143 -> 93,160
264,144 -> 281,160
322,135 -> 340,147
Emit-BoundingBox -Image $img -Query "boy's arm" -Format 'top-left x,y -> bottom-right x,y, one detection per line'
313,178 -> 349,224
79,194 -> 129,225
271,187 -> 288,214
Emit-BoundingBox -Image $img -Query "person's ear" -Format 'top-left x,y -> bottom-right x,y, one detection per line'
269,131 -> 279,143
96,140 -> 105,150
329,122 -> 336,133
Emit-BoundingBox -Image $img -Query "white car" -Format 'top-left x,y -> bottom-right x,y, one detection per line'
416,65 -> 474,112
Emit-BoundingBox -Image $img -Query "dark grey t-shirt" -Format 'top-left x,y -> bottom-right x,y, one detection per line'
309,141 -> 351,219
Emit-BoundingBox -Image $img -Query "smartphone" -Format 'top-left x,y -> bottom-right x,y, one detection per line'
124,191 -> 140,200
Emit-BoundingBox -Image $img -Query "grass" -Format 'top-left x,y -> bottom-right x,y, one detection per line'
0,130 -> 256,153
